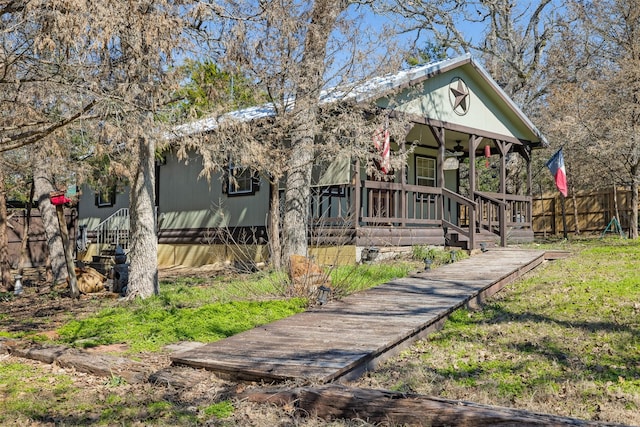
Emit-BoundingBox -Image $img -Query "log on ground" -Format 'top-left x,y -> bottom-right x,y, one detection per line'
56,351 -> 154,384
242,384 -> 610,426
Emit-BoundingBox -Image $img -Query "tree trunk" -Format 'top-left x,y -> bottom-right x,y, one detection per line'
630,167 -> 639,239
33,161 -> 67,284
126,134 -> 158,299
0,167 -> 14,290
281,0 -> 346,264
268,179 -> 282,269
282,133 -> 314,262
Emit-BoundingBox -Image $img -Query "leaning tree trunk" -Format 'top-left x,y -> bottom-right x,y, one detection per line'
34,161 -> 67,285
126,134 -> 159,299
0,168 -> 14,290
281,0 -> 346,265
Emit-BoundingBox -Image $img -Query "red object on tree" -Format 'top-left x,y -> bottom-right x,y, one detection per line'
50,192 -> 71,206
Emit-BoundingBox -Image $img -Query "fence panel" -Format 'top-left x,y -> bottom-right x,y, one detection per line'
533,188 -> 634,237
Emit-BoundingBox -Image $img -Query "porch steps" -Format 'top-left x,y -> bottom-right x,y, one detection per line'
447,228 -> 498,250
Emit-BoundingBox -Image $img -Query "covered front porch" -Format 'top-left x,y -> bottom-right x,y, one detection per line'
309,121 -> 538,251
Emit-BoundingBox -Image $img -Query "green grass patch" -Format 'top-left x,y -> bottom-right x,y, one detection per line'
0,363 -> 78,424
330,261 -> 418,296
202,400 -> 234,419
58,297 -> 307,352
162,271 -> 290,304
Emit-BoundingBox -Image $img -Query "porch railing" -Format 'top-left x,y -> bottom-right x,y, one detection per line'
308,181 -> 533,248
94,208 -> 130,254
360,181 -> 442,226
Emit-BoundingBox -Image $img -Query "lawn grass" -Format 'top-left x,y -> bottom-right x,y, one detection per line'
56,260 -> 418,352
358,238 -> 640,424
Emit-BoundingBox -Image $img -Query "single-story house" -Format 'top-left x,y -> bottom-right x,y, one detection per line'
77,53 -> 548,267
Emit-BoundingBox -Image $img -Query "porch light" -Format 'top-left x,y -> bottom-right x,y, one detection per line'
14,275 -> 23,295
317,285 -> 331,305
443,156 -> 459,170
424,258 -> 433,271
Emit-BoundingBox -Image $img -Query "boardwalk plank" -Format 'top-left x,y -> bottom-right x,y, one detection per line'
171,249 -> 546,383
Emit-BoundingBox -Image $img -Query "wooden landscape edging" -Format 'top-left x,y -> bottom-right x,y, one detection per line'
0,339 -> 154,384
242,385 -> 620,427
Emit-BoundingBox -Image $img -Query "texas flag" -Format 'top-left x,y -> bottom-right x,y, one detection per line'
546,149 -> 568,197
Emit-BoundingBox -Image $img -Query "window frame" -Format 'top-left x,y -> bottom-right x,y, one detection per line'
415,155 -> 437,187
226,163 -> 258,196
94,187 -> 117,207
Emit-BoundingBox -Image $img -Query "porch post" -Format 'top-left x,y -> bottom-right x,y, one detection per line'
429,125 -> 446,225
468,135 -> 482,196
400,139 -> 407,227
469,135 -> 482,249
524,145 -> 533,229
353,157 -> 361,231
496,140 -> 512,247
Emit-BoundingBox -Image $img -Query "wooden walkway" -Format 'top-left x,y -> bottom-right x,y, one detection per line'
170,249 -> 547,384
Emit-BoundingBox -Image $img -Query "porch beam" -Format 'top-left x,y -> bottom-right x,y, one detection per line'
411,116 -> 529,147
494,140 -> 513,157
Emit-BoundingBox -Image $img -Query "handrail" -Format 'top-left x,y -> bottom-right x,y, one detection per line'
362,180 -> 442,195
474,191 -> 508,206
309,180 -> 533,249
443,187 -> 477,210
94,208 -> 130,253
93,208 -> 129,231
473,191 -> 506,246
442,187 -> 477,248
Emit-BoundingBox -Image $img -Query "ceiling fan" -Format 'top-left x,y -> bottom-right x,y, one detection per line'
446,140 -> 465,157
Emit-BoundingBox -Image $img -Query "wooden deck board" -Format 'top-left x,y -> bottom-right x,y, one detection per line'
171,249 -> 546,383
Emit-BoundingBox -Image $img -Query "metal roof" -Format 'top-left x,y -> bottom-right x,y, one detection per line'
169,53 -> 548,146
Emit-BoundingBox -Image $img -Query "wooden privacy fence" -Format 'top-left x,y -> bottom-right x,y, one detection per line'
6,205 -> 77,269
533,188 -> 635,237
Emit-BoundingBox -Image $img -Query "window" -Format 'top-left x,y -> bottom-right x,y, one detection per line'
95,187 -> 117,207
227,163 -> 257,196
415,156 -> 436,186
